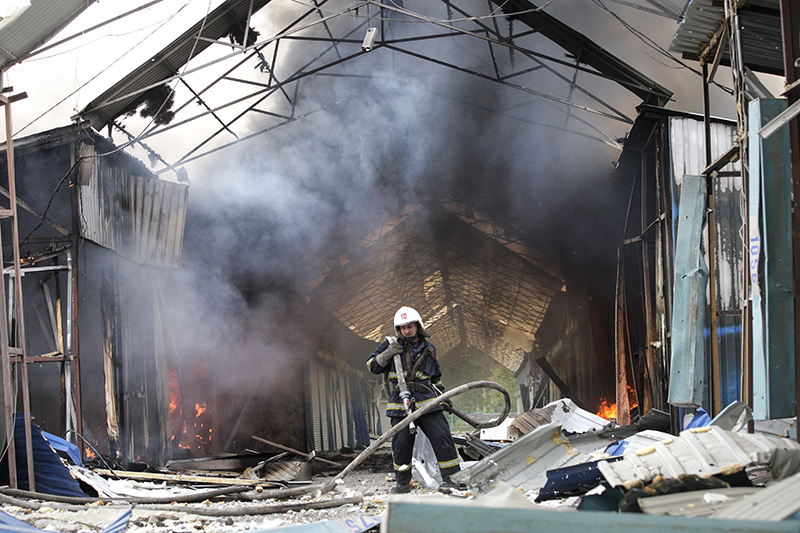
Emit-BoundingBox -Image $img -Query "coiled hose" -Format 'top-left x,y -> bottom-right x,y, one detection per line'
318,380 -> 510,494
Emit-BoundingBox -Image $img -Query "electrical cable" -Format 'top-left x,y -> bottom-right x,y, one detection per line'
90,0 -> 217,160
14,1 -> 194,138
590,0 -> 733,95
17,161 -> 79,248
62,429 -> 120,478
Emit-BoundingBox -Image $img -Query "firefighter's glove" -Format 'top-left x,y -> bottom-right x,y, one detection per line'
376,340 -> 403,366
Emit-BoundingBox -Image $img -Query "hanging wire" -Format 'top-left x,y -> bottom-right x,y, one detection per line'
14,1 -> 195,138
590,0 -> 733,95
90,0 -> 216,159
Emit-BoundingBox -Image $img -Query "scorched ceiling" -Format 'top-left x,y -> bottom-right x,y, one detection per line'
10,0 -> 679,371
306,199 -> 565,371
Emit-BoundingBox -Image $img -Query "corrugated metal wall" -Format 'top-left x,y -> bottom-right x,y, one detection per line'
307,355 -> 376,452
79,154 -> 189,268
669,117 -> 743,408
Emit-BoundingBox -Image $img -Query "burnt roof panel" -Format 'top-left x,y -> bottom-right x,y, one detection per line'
78,0 -> 274,131
0,0 -> 96,71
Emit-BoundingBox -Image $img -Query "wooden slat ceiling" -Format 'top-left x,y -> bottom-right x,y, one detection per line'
306,199 -> 565,372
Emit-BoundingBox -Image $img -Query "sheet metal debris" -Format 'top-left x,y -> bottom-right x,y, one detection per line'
508,399 -> 611,440
637,486 -> 762,517
711,471 -> 800,521
452,422 -> 614,492
597,426 -> 800,489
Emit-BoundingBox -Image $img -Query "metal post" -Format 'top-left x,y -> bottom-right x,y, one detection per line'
703,63 -> 722,416
3,95 -> 33,490
6,104 -> 34,492
778,0 -> 800,442
0,96 -> 16,487
69,145 -> 83,455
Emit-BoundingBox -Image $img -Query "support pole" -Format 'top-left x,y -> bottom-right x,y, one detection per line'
702,62 -> 722,416
0,95 -> 16,488
779,0 -> 800,443
1,92 -> 33,490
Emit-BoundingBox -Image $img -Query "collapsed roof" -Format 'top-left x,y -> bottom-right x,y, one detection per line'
62,1 -> 674,369
306,199 -> 565,371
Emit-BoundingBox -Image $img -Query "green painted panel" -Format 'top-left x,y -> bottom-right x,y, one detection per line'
385,500 -> 798,533
668,174 -> 708,407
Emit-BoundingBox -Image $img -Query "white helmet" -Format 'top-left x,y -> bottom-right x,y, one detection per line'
394,306 -> 429,338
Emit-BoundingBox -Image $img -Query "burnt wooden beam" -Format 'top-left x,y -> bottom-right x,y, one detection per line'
535,356 -> 587,410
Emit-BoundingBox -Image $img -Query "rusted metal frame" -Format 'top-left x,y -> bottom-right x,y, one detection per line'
719,0 -> 751,425
615,252 -> 631,426
17,246 -> 71,268
640,147 -> 661,412
178,78 -> 239,139
242,0 -> 255,54
87,1 -> 368,116
0,186 -> 70,237
168,50 -> 367,168
41,278 -> 63,354
482,92 -> 622,149
653,123 -> 675,417
703,63 -> 722,417
312,0 -> 343,61
249,108 -> 294,120
3,95 -> 34,490
535,356 -> 587,410
778,0 -> 800,441
268,38 -> 281,88
0,99 -> 16,488
499,65 -> 545,81
142,21 -> 368,145
620,153 -> 646,413
68,149 -> 82,454
384,44 -> 630,124
487,0 -> 504,80
375,0 -> 648,90
511,45 -> 633,124
12,355 -> 68,363
110,121 -> 183,181
486,0 -> 673,106
430,0 -> 634,123
563,48 -> 584,128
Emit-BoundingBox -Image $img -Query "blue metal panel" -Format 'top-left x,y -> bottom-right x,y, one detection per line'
0,414 -> 86,497
669,175 -> 708,407
749,99 -> 796,419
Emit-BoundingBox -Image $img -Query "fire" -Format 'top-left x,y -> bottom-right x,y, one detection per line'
168,367 -> 181,414
597,398 -> 616,420
84,446 -> 96,459
195,402 -> 207,416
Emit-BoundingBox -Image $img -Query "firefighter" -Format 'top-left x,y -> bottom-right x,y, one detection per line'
366,306 -> 461,493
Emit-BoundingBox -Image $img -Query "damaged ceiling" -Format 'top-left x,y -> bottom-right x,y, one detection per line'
305,199 -> 565,371
56,0 -> 675,370
0,0 -> 687,382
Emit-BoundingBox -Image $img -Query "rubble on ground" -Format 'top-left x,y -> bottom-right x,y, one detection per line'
1,399 -> 798,532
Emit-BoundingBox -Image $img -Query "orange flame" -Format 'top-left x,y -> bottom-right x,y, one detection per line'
168,367 -> 181,415
597,398 -> 617,420
195,402 -> 207,417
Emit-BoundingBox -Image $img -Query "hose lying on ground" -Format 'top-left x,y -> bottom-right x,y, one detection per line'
317,380 -> 511,494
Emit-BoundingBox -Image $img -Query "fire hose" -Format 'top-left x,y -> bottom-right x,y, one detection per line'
316,380 -> 511,495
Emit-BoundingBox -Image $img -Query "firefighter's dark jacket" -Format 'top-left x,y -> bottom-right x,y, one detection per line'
367,337 -> 445,417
